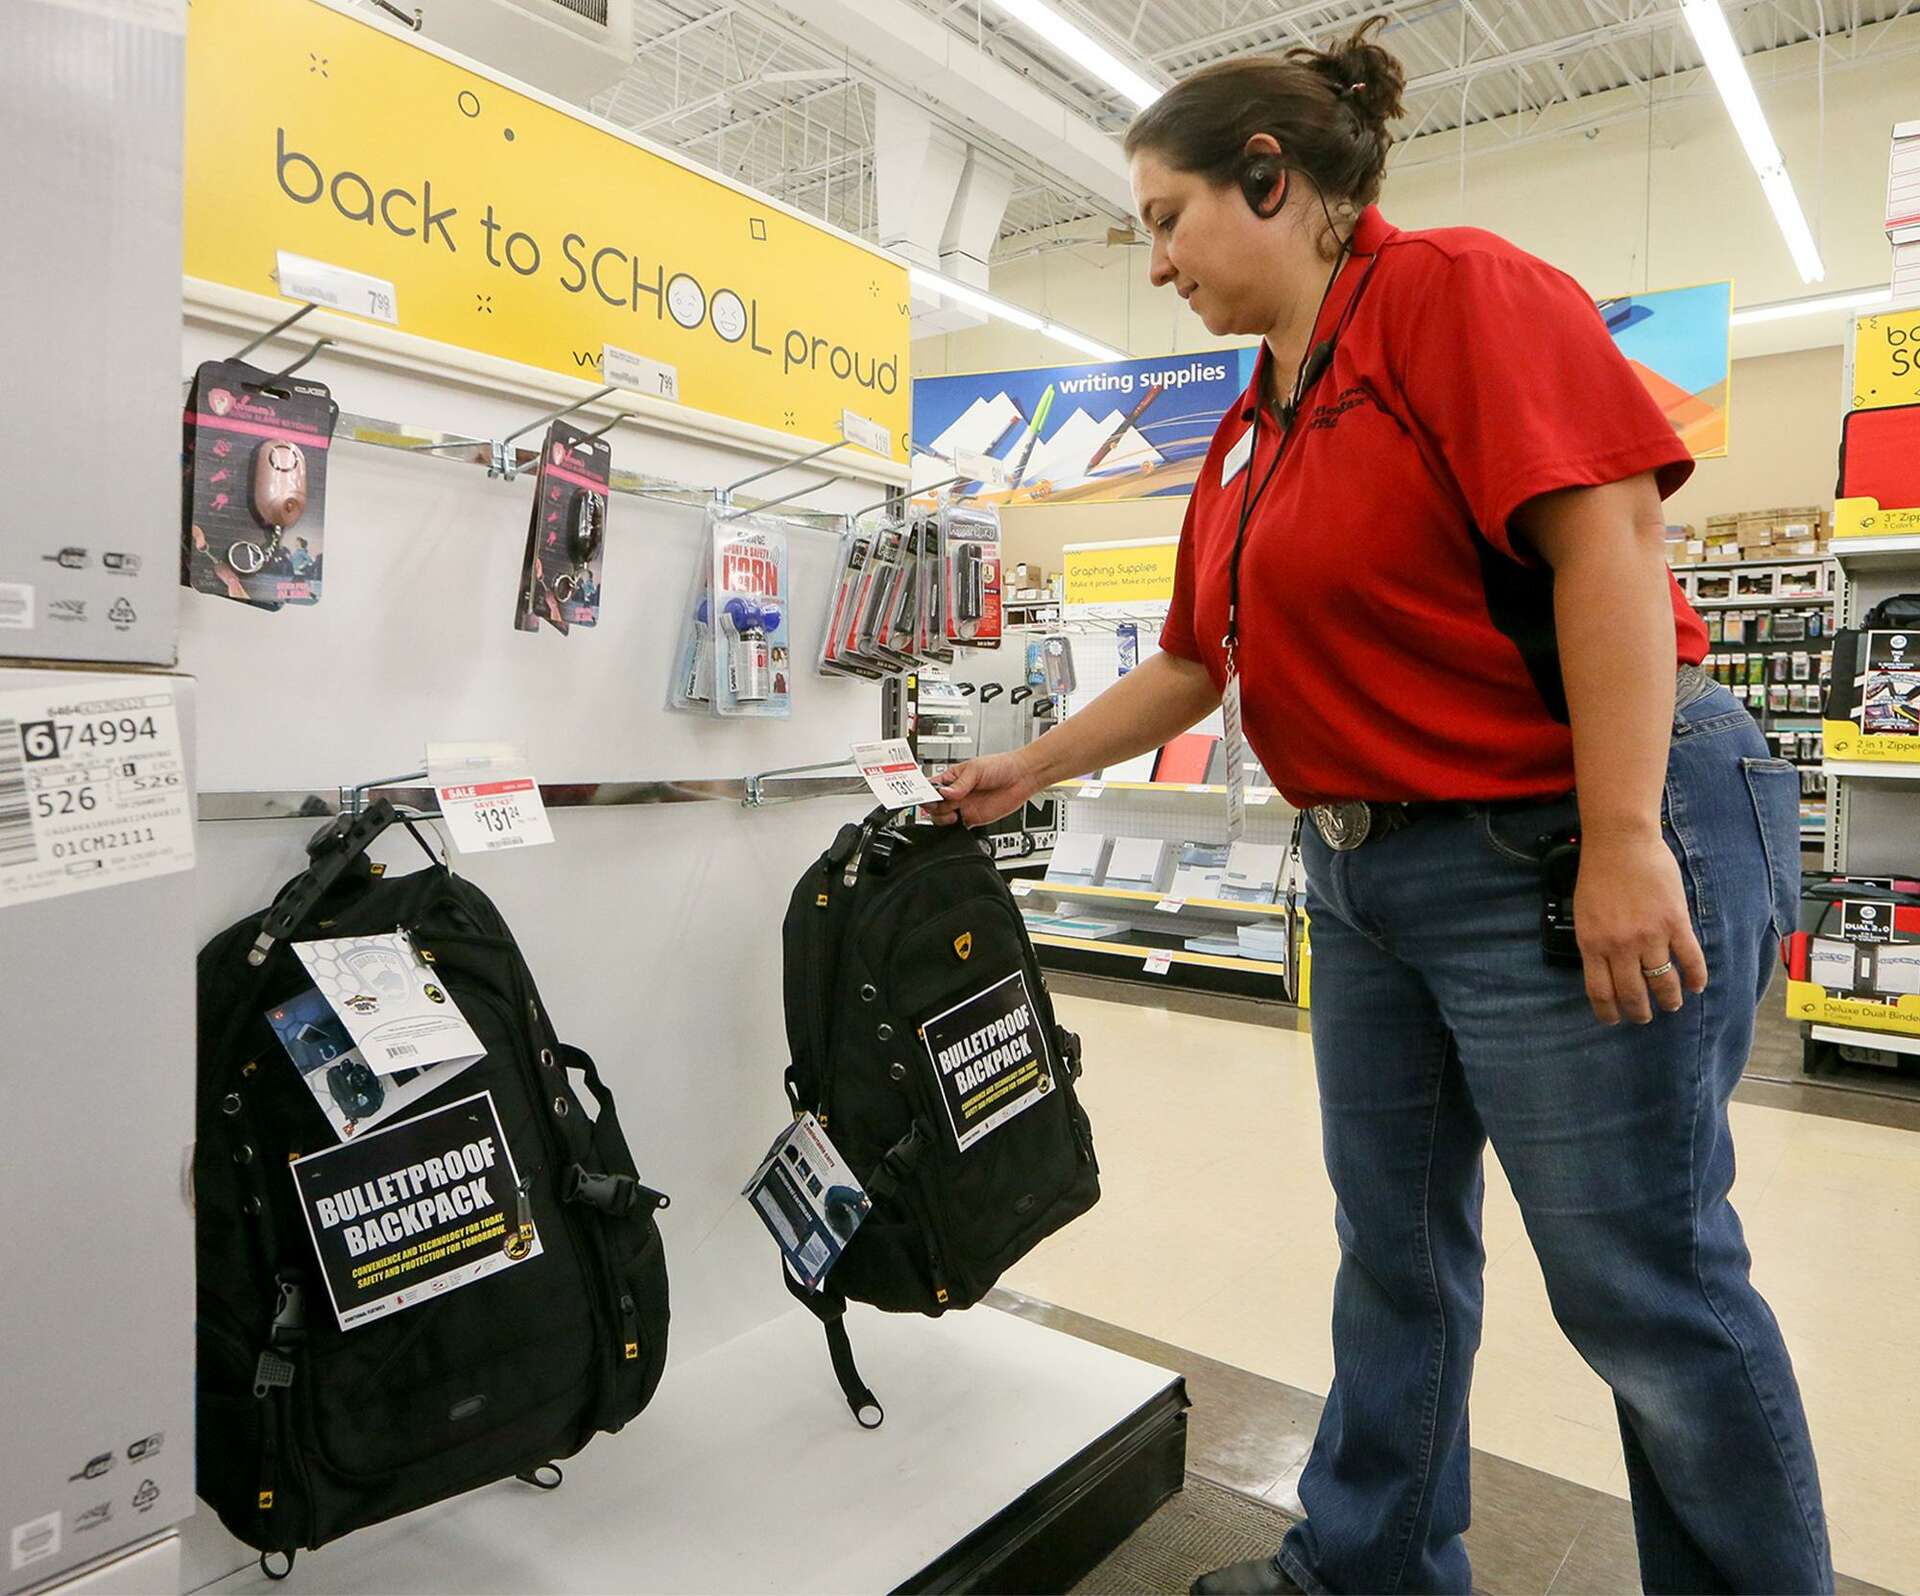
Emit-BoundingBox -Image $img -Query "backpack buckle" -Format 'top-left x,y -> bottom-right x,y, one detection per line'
561,1164 -> 670,1218
1055,1027 -> 1083,1079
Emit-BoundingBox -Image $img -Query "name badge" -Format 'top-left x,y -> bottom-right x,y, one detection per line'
1219,427 -> 1254,487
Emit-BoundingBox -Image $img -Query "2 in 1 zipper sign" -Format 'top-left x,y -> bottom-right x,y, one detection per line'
0,678 -> 194,911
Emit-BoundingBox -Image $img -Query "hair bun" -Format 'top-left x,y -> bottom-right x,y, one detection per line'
1312,18 -> 1406,127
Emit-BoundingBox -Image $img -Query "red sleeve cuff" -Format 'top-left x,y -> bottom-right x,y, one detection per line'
1483,436 -> 1696,562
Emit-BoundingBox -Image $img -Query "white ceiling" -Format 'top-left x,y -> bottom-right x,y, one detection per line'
510,1 -> 1920,250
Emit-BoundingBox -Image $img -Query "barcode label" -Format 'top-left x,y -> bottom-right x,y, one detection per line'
386,1043 -> 418,1060
0,583 -> 32,630
0,720 -> 36,868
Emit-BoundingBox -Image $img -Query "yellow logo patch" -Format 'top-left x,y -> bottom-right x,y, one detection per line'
954,932 -> 973,961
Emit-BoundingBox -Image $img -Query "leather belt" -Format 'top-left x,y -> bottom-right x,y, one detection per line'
1309,665 -> 1712,853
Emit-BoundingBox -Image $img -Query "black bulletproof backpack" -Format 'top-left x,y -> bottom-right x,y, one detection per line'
1863,594 -> 1920,631
780,807 -> 1100,1424
194,803 -> 670,1576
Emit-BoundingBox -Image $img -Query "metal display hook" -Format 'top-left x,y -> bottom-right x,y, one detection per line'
490,386 -> 621,479
221,301 -> 335,384
743,758 -> 862,809
843,474 -> 968,523
343,769 -> 428,818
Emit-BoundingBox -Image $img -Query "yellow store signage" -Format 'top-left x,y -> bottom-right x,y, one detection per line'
184,0 -> 909,458
1851,306 -> 1920,412
1061,540 -> 1180,606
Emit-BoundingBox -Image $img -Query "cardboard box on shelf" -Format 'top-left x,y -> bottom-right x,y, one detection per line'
1779,540 -> 1822,558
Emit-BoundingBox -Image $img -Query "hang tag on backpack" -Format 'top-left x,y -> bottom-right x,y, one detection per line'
743,1113 -> 872,1292
294,931 -> 485,1076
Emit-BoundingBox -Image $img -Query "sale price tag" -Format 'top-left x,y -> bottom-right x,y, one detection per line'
428,742 -> 554,855
1143,950 -> 1175,975
851,738 -> 940,810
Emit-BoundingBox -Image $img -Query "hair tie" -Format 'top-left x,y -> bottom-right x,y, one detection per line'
1341,80 -> 1368,99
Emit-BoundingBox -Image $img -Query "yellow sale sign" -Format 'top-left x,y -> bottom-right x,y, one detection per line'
184,0 -> 910,456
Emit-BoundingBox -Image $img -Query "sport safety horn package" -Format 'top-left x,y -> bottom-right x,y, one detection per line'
669,508 -> 792,716
182,359 -> 339,610
514,422 -> 612,636
774,807 -> 1100,1425
194,801 -> 670,1572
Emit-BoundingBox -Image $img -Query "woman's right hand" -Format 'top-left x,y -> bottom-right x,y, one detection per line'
928,750 -> 1044,828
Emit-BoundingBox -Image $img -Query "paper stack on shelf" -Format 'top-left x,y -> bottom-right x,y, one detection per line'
1023,913 -> 1130,941
1890,121 -> 1920,300
1046,832 -> 1112,887
1219,843 -> 1288,904
1184,933 -> 1246,957
1237,922 -> 1293,963
1105,837 -> 1174,894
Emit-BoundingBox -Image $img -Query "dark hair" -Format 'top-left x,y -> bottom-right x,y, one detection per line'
1123,19 -> 1406,215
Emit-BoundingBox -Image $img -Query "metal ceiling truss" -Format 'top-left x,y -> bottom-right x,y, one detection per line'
583,0 -> 1919,250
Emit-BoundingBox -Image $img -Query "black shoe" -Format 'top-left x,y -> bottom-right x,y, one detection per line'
1189,1554 -> 1304,1594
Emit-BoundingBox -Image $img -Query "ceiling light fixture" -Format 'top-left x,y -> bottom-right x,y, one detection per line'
1729,284 -> 1894,326
909,264 -> 1130,361
1680,0 -> 1826,283
982,0 -> 1162,111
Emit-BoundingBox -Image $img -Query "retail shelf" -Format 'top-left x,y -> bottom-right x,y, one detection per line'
1028,932 -> 1289,980
1015,879 -> 1291,921
1809,1024 -> 1920,1059
1053,778 -> 1286,805
1828,533 -> 1920,566
1823,760 -> 1920,781
1689,594 -> 1833,609
1680,554 -> 1840,572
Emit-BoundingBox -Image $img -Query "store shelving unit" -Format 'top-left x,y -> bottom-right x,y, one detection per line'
1801,305 -> 1920,1078
1676,554 -> 1836,844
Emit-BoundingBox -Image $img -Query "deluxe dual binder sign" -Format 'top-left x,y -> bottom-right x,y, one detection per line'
1784,893 -> 1920,1041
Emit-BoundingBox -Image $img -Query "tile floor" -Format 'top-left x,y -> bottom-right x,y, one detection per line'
1000,988 -> 1920,1594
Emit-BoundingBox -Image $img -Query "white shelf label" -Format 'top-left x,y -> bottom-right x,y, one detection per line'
1012,879 -> 1035,897
428,742 -> 554,855
1155,897 -> 1186,915
603,343 -> 681,402
1187,783 -> 1212,794
954,447 -> 1009,487
276,250 -> 398,324
1079,782 -> 1105,799
0,679 -> 195,910
841,409 -> 893,458
852,738 -> 939,810
1249,790 -> 1273,806
1143,950 -> 1175,975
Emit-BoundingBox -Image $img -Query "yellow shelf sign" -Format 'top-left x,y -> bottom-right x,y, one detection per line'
185,0 -> 909,457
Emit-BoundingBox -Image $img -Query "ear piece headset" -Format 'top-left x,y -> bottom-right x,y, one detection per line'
1239,157 -> 1288,219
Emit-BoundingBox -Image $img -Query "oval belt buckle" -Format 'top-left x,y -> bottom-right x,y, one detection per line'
1311,801 -> 1372,852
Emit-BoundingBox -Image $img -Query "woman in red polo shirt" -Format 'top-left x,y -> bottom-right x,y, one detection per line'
932,21 -> 1830,1596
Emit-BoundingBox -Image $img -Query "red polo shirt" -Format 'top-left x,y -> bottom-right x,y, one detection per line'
1161,207 -> 1706,807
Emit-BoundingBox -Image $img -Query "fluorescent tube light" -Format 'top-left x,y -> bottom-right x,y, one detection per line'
1681,0 -> 1825,283
983,0 -> 1162,110
1730,285 -> 1894,326
910,264 -> 1130,361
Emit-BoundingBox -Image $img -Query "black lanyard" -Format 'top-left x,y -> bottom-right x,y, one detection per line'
1221,247 -> 1380,667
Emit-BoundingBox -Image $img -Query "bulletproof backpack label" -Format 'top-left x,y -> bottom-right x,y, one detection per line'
920,970 -> 1054,1153
290,1090 -> 542,1331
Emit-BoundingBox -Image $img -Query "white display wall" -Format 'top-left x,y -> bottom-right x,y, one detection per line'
177,317 -> 894,1585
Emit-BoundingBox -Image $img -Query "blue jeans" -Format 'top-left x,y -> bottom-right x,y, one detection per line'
1276,683 -> 1832,1596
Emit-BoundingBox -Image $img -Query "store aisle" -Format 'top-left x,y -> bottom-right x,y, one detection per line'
1003,989 -> 1920,1594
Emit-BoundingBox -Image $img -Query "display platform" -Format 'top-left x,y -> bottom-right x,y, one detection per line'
185,1305 -> 1186,1596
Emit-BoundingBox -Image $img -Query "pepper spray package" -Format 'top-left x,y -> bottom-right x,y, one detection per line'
712,511 -> 793,717
819,524 -> 884,680
668,543 -> 715,713
855,523 -> 910,666
181,359 -> 339,609
514,422 -> 611,636
940,503 -> 1004,648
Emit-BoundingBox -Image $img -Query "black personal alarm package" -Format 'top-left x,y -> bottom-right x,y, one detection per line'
181,359 -> 339,610
514,421 -> 612,636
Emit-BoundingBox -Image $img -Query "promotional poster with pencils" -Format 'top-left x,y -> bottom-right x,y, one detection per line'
912,350 -> 1260,505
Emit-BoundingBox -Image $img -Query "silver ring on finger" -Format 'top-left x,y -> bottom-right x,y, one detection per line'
1640,960 -> 1676,981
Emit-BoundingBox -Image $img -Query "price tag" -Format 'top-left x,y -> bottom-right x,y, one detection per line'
851,738 -> 940,810
1080,782 -> 1105,799
603,343 -> 681,402
0,678 -> 195,910
1186,784 -> 1212,794
428,742 -> 554,855
1155,897 -> 1186,915
276,250 -> 399,324
841,409 -> 893,458
1249,790 -> 1273,806
1143,950 -> 1175,975
955,447 -> 1009,487
1012,879 -> 1035,898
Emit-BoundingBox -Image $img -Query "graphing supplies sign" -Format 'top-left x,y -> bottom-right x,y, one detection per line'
920,971 -> 1055,1153
0,679 -> 194,912
185,0 -> 909,459
290,1091 -> 540,1331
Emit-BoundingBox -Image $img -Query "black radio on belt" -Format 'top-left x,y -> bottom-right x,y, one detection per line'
1540,832 -> 1583,968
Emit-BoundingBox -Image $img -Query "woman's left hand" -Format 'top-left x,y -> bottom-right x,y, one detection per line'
1572,830 -> 1709,1025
